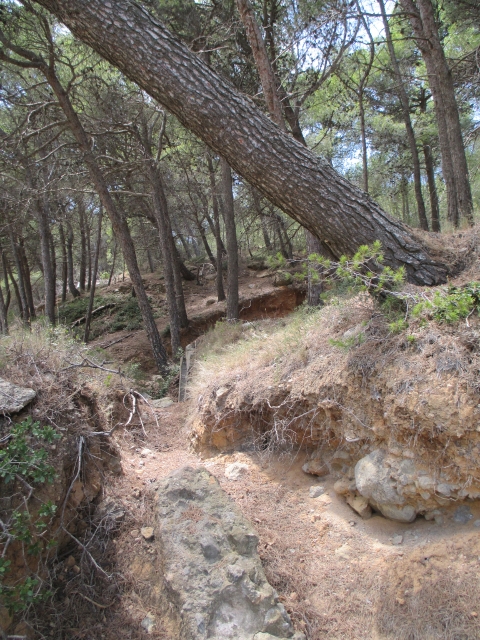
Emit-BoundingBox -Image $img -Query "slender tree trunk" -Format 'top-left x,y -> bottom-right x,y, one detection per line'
306,232 -> 323,306
423,143 -> 441,232
0,288 -> 7,334
59,222 -> 68,303
78,198 -> 87,292
207,154 -> 226,302
33,0 -> 447,285
220,158 -> 239,321
44,68 -> 169,372
5,257 -> 23,322
174,247 -> 195,281
48,226 -> 57,314
18,239 -> 36,319
378,0 -> 428,229
0,280 -> 7,335
359,92 -> 369,194
84,205 -> 103,342
399,0 -> 473,225
195,215 -> 216,267
175,226 -> 192,260
0,247 -> 11,315
251,188 -> 272,250
8,228 -> 29,324
187,224 -> 201,257
0,245 -> 8,334
108,241 -> 117,286
87,214 -> 92,290
236,0 -> 285,129
66,221 -> 80,298
145,162 -> 181,355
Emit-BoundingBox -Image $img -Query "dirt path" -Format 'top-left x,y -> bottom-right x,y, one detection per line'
100,400 -> 480,640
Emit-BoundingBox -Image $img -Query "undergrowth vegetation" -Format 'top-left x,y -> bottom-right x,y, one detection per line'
0,322 -> 130,629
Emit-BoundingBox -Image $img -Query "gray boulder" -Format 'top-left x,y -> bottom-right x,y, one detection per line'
355,450 -> 416,523
156,466 -> 295,640
0,378 -> 36,414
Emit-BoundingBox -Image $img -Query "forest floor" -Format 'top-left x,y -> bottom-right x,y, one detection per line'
68,254 -> 480,640
100,399 -> 480,640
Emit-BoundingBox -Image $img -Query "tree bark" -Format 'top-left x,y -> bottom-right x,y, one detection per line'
0,244 -> 9,334
399,0 -> 473,226
8,228 -> 29,324
78,198 -> 87,292
220,158 -> 239,321
236,0 -> 285,130
108,241 -> 117,286
18,239 -> 36,319
66,220 -> 80,298
207,154 -> 226,302
423,142 -> 441,232
378,0 -> 429,230
84,205 -> 103,342
40,67 -> 169,372
33,0 -> 447,284
59,222 -> 68,302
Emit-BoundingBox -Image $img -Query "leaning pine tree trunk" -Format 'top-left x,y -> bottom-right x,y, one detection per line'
220,158 -> 239,321
33,0 -> 448,285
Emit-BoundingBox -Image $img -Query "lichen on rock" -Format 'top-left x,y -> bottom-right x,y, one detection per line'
155,466 -> 296,639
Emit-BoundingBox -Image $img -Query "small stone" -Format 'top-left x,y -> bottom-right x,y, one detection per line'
333,477 -> 355,495
140,527 -> 155,541
65,555 -> 76,568
392,534 -> 404,546
346,494 -> 372,519
349,521 -> 356,526
152,396 -> 174,408
140,448 -> 152,457
130,529 -> 139,538
225,462 -> 249,480
72,565 -> 80,574
334,543 -> 351,559
453,505 -> 473,524
141,613 -> 156,634
215,386 -> 230,401
309,485 -> 325,498
0,378 -> 36,413
473,520 -> 480,528
205,298 -> 216,306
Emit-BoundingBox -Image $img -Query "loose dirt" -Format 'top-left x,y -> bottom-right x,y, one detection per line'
99,399 -> 480,640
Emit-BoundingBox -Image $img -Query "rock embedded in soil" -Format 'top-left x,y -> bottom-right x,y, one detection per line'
141,527 -> 155,541
152,396 -> 174,408
453,505 -> 473,524
309,485 -> 325,498
156,466 -> 295,640
225,462 -> 249,480
0,378 -> 36,413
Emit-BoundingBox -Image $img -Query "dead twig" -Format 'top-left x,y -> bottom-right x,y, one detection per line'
70,303 -> 117,327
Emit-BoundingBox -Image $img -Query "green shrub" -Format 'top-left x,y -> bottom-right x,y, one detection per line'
0,417 -> 61,612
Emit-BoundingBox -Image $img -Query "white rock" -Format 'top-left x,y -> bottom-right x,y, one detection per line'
309,485 -> 325,498
141,613 -> 155,634
0,378 -> 36,413
225,462 -> 249,480
152,396 -> 174,408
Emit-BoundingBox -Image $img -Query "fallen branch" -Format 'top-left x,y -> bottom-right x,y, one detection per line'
95,333 -> 134,349
71,303 -> 117,327
71,591 -> 114,609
